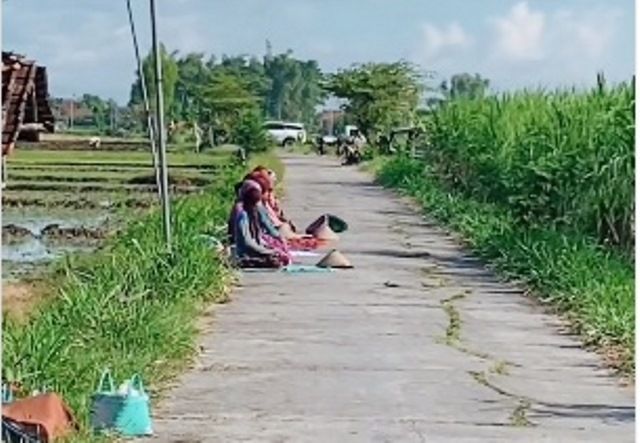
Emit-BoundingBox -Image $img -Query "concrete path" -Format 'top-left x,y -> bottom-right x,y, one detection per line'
151,154 -> 634,442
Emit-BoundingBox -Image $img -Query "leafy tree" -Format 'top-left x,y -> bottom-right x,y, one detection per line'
126,42 -> 326,145
263,46 -> 326,124
129,44 -> 179,121
80,94 -> 110,130
200,71 -> 261,137
323,61 -> 426,139
440,73 -> 490,101
231,107 -> 270,154
174,52 -> 210,122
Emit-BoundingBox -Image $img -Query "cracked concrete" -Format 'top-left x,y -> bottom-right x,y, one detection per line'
149,154 -> 634,442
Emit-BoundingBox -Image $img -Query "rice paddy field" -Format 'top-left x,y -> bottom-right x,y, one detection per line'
375,77 -> 635,373
2,136 -> 231,296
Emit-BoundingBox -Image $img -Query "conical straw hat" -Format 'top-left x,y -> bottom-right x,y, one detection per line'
312,223 -> 339,241
306,214 -> 348,235
316,249 -> 353,269
278,222 -> 297,239
305,215 -> 328,235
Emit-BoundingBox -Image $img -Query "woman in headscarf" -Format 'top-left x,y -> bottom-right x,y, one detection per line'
232,186 -> 288,268
228,173 -> 284,243
247,173 -> 294,260
248,168 -> 298,236
227,179 -> 259,246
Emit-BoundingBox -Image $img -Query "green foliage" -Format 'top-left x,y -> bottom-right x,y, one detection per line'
201,72 -> 261,136
231,108 -> 271,154
439,72 -> 490,101
323,61 -> 427,138
376,156 -> 634,373
264,47 -> 326,124
422,76 -> 635,252
128,43 -> 326,135
130,44 -> 180,119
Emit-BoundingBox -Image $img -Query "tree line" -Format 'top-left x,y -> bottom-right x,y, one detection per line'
60,41 -> 493,151
127,41 -> 328,149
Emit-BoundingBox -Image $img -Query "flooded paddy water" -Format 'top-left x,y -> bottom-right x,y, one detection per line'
2,208 -> 112,279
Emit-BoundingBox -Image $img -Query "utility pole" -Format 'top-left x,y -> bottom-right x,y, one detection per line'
69,96 -> 74,129
150,0 -> 172,252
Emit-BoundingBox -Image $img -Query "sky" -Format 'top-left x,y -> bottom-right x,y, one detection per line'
2,0 -> 635,105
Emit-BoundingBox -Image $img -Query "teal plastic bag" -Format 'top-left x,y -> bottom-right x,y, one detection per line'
2,383 -> 13,404
90,370 -> 153,437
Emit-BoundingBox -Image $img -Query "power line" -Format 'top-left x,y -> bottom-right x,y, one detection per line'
125,0 -> 161,201
125,0 -> 172,252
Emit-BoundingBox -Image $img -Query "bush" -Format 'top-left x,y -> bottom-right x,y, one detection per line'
231,108 -> 270,154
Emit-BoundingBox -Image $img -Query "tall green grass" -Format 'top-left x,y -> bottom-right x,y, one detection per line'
2,162 -> 243,429
424,75 -> 634,252
376,157 -> 634,372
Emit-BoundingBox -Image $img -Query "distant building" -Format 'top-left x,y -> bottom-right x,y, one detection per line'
317,109 -> 345,135
2,51 -> 55,156
2,51 -> 55,188
51,98 -> 95,127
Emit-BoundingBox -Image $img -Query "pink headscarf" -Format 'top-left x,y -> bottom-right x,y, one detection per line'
238,179 -> 261,200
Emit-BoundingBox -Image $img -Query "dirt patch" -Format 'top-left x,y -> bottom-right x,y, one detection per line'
17,140 -> 150,151
3,223 -> 110,244
41,224 -> 108,240
10,161 -> 219,170
2,224 -> 33,240
5,182 -> 200,194
2,281 -> 48,322
127,174 -> 211,187
2,196 -> 154,209
10,174 -> 114,183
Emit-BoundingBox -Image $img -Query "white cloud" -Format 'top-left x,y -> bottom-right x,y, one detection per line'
490,1 -> 621,64
551,9 -> 619,59
492,1 -> 545,61
417,22 -> 472,61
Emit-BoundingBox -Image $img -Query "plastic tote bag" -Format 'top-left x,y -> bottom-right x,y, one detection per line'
90,370 -> 153,437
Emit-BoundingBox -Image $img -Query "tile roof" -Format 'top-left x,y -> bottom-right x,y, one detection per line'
2,51 -> 55,156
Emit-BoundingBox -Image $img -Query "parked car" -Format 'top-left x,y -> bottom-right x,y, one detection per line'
263,121 -> 307,147
321,134 -> 338,145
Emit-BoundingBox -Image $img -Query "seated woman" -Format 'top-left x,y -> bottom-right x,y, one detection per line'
227,179 -> 259,246
228,174 -> 292,262
249,169 -> 299,238
233,186 -> 289,268
248,168 -> 323,251
264,170 -> 298,232
248,173 -> 295,259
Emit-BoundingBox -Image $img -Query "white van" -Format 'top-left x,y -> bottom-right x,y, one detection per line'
263,121 -> 307,147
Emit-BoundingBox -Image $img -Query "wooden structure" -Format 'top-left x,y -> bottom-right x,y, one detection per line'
1,51 -> 55,187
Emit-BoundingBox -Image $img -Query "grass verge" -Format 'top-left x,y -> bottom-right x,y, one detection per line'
2,159 -> 244,439
371,156 -> 634,375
